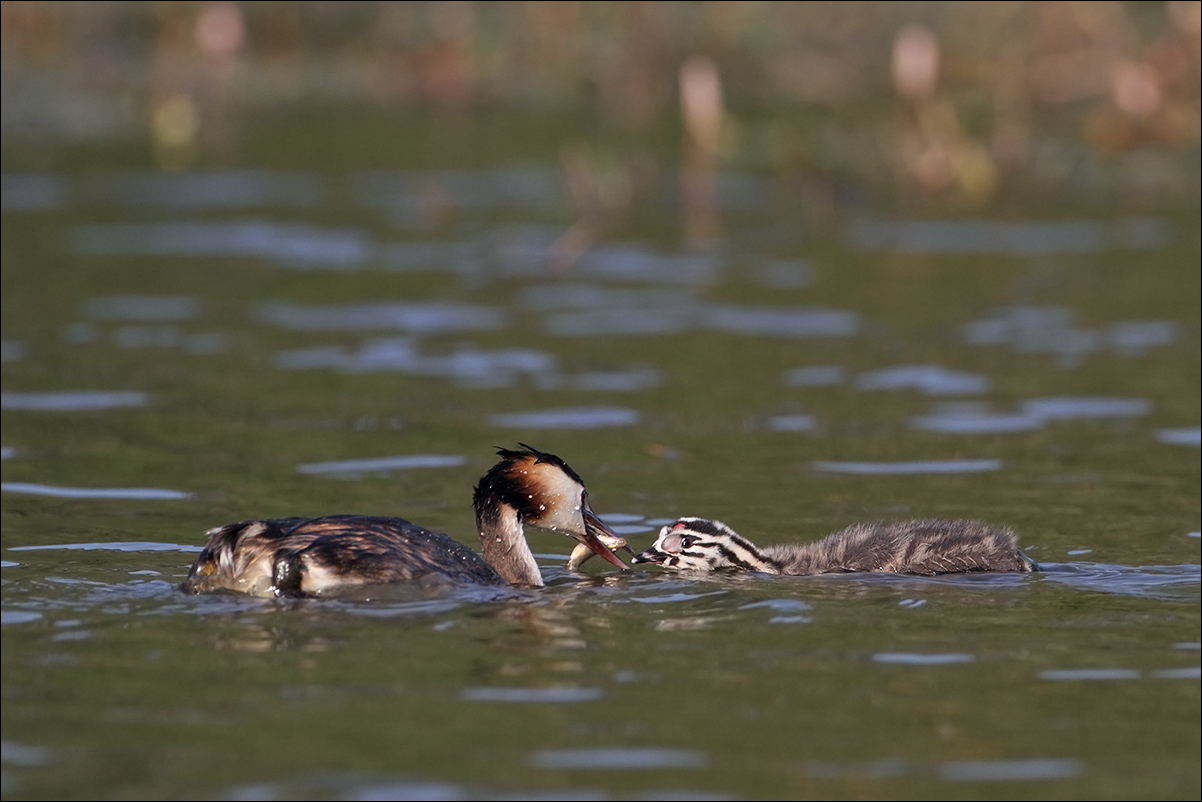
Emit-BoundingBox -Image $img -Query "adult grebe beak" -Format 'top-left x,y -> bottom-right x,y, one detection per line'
575,507 -> 632,570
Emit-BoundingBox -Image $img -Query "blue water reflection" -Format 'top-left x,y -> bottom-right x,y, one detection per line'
71,221 -> 372,267
938,759 -> 1082,782
489,406 -> 641,429
81,295 -> 200,321
848,218 -> 1168,253
1,390 -> 147,411
811,459 -> 1001,474
255,302 -> 505,333
872,652 -> 975,665
1,174 -> 66,210
1155,426 -> 1201,446
95,171 -> 322,208
275,339 -> 552,386
530,747 -> 707,770
1,483 -> 191,500
963,305 -> 1178,366
1,340 -> 26,362
459,687 -> 603,703
910,404 -> 1044,435
856,365 -> 989,395
1021,396 -> 1152,420
546,304 -> 860,338
296,455 -> 467,477
909,397 -> 1157,435
767,414 -> 817,432
8,540 -> 200,552
355,169 -> 565,213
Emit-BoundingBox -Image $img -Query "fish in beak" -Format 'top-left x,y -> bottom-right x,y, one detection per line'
569,507 -> 634,571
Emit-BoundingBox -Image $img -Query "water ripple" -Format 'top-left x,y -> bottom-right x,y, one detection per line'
530,747 -> 707,770
355,168 -> 564,212
71,221 -> 372,267
545,304 -> 860,338
963,305 -> 1178,366
296,454 -> 467,476
1,340 -> 26,362
9,541 -> 200,552
1156,426 -> 1201,446
856,364 -> 989,395
849,218 -> 1166,254
1151,666 -> 1201,679
82,295 -> 200,322
707,305 -> 860,338
812,459 -> 1001,474
1040,667 -> 1141,681
1,483 -> 190,500
520,283 -> 694,311
1,174 -> 65,210
1041,561 -> 1200,600
767,414 -> 817,432
275,339 -> 553,386
98,170 -> 322,208
939,758 -> 1082,781
1020,396 -> 1152,420
873,652 -> 975,665
738,599 -> 812,612
0,740 -> 53,766
460,687 -> 603,703
910,410 -> 1044,435
256,302 -> 505,334
1039,666 -> 1199,681
489,406 -> 641,429
1,390 -> 147,411
534,368 -> 661,392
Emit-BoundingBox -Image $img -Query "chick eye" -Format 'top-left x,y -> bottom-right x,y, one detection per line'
679,535 -> 698,548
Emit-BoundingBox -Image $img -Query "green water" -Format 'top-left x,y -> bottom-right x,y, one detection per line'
2,107 -> 1199,800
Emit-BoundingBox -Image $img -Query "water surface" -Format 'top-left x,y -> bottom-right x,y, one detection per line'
2,116 -> 1198,801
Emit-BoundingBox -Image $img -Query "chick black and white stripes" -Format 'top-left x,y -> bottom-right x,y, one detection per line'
633,517 -> 1037,576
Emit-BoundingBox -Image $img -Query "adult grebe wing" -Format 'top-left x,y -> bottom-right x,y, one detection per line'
272,515 -> 505,593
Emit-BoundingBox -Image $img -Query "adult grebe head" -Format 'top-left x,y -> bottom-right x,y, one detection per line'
473,443 -> 629,573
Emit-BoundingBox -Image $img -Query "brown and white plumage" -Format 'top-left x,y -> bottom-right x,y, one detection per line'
182,445 -> 630,597
631,517 -> 1037,576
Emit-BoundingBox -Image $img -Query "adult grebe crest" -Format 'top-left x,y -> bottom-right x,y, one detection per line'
631,517 -> 1037,576
182,444 -> 630,597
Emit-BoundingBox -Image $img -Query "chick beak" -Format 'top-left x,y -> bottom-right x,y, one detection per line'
629,546 -> 666,565
572,507 -> 632,570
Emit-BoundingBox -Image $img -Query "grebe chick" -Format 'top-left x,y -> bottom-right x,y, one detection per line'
631,517 -> 1037,576
182,445 -> 631,597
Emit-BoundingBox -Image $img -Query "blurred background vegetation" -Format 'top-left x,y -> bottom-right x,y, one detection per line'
2,1 -> 1199,213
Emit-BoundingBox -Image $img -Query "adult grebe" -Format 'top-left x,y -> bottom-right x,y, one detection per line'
629,517 -> 1037,576
182,444 -> 631,597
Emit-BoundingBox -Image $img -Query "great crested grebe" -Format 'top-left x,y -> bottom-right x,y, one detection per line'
182,445 -> 631,597
630,517 -> 1037,576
